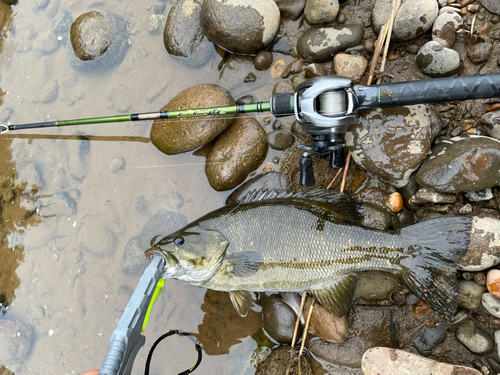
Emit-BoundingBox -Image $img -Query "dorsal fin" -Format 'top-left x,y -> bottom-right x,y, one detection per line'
234,188 -> 364,225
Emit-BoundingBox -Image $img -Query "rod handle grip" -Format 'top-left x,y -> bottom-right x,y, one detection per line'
270,93 -> 295,117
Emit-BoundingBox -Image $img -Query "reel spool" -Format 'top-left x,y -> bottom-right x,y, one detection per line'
292,76 -> 360,187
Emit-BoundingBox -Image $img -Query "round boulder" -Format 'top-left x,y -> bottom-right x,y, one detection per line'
150,84 -> 235,155
164,0 -> 214,68
200,0 -> 280,54
371,0 -> 438,41
415,135 -> 500,193
69,11 -> 128,72
345,105 -> 442,188
206,114 -> 267,191
416,41 -> 461,78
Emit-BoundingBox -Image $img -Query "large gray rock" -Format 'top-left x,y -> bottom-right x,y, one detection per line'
345,105 -> 442,188
163,0 -> 214,68
416,41 -> 461,77
371,0 -> 439,41
479,0 -> 500,15
416,135 -> 500,192
200,0 -> 280,54
296,24 -> 364,63
150,84 -> 234,155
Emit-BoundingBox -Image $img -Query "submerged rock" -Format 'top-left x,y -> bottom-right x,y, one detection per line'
69,11 -> 128,72
76,214 -> 117,258
150,84 -> 234,155
200,0 -> 280,54
164,0 -> 214,68
206,114 -> 267,191
457,217 -> 500,271
66,133 -> 91,181
296,24 -> 364,63
416,135 -> 500,192
0,320 -> 32,364
345,105 -> 441,188
361,347 -> 481,374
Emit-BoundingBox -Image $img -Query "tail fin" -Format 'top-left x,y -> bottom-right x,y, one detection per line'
399,217 -> 471,320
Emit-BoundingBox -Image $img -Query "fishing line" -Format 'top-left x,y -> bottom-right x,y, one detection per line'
213,201 -> 243,229
144,330 -> 202,375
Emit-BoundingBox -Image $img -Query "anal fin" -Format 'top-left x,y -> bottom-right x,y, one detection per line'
229,290 -> 257,317
310,273 -> 358,317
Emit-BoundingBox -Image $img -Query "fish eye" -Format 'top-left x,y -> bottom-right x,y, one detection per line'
174,236 -> 185,246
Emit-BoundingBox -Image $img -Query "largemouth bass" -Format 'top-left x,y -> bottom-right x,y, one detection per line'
145,189 -> 471,320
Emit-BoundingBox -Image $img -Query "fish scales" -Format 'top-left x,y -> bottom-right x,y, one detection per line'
201,201 -> 406,292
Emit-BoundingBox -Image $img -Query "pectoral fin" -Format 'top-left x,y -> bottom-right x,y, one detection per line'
310,273 -> 358,317
229,290 -> 257,317
225,252 -> 263,277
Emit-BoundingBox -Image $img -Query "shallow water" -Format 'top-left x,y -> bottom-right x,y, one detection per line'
0,1 -> 293,374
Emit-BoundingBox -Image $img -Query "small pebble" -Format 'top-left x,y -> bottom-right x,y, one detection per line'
459,203 -> 473,214
474,272 -> 486,286
487,269 -> 500,298
385,192 -> 403,213
414,300 -> 432,315
364,38 -> 376,54
244,73 -> 256,83
271,156 -> 280,164
254,51 -> 273,71
262,163 -> 274,172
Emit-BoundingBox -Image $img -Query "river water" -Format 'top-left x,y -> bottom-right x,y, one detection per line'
0,1 -> 296,374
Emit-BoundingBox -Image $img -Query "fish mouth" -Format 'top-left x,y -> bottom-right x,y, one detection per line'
145,247 -> 180,277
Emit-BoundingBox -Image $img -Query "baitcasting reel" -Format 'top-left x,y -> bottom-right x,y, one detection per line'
270,73 -> 500,187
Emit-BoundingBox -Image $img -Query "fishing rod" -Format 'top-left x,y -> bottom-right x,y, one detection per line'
2,73 -> 500,186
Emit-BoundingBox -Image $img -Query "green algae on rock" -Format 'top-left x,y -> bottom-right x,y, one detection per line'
150,84 -> 235,155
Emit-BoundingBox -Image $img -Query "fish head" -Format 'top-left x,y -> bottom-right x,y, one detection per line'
145,224 -> 229,283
